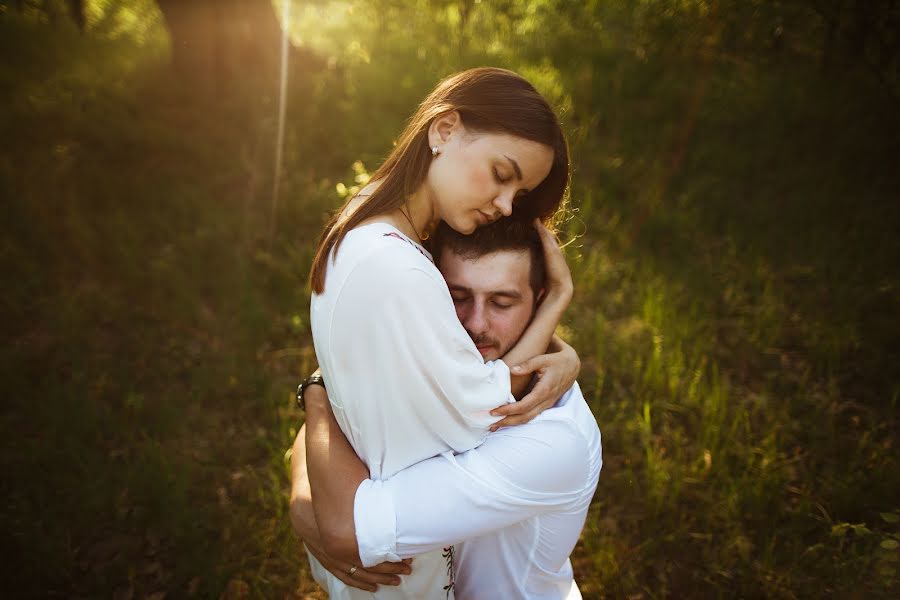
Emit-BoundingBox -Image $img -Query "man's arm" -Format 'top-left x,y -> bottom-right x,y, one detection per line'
352,417 -> 590,565
304,384 -> 370,565
305,381 -> 592,567
291,422 -> 411,591
289,425 -> 319,543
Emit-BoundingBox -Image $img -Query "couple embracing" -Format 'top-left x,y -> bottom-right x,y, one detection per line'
289,67 -> 602,599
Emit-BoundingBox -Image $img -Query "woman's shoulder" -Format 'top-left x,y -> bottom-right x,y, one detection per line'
339,224 -> 441,285
329,228 -> 451,321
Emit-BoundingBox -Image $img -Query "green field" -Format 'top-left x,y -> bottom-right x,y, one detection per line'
2,2 -> 898,598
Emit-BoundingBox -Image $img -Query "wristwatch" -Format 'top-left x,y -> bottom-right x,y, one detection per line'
296,374 -> 326,411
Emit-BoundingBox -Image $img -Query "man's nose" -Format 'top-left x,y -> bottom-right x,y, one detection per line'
464,303 -> 489,335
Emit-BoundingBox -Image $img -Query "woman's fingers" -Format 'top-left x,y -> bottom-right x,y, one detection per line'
509,355 -> 544,376
491,356 -> 572,429
534,219 -> 564,261
491,389 -> 550,417
489,383 -> 555,427
490,343 -> 580,427
533,219 -> 573,299
492,408 -> 542,429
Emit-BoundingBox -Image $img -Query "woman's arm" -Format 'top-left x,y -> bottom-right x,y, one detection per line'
489,221 -> 580,425
501,221 -> 573,398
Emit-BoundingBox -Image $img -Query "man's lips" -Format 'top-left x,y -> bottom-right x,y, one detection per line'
474,340 -> 497,356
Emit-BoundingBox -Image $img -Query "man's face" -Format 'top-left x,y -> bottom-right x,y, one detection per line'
439,248 -> 537,362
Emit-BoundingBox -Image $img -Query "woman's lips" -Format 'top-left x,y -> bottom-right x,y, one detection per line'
477,211 -> 491,225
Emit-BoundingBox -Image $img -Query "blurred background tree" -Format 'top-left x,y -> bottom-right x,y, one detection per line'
1,0 -> 897,598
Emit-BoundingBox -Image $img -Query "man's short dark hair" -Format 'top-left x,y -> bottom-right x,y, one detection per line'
431,219 -> 545,299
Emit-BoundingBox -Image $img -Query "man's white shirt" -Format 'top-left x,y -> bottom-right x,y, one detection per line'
355,381 -> 602,600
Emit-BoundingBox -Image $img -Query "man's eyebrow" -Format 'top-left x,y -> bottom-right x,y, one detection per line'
503,155 -> 523,181
447,284 -> 523,300
491,290 -> 523,300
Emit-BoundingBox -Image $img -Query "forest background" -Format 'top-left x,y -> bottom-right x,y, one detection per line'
2,0 -> 898,598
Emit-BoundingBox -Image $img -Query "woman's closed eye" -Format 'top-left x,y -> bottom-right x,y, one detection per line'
492,167 -> 510,184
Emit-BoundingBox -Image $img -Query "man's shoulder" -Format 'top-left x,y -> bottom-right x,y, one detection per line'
523,380 -> 601,464
484,414 -> 593,496
536,381 -> 595,429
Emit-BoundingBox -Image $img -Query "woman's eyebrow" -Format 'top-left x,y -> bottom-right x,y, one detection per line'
502,155 -> 523,180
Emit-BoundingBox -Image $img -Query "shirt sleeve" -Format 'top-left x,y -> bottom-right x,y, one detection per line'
330,247 -> 516,465
353,420 -> 590,567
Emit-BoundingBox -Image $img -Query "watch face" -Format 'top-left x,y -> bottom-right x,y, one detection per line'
296,383 -> 304,408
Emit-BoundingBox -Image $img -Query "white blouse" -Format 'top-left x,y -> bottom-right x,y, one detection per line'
309,222 -> 516,599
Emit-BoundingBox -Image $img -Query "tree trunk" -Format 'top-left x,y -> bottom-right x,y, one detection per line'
67,0 -> 85,31
156,0 -> 283,99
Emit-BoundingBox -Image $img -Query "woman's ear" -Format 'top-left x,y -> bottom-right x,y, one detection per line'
428,110 -> 462,149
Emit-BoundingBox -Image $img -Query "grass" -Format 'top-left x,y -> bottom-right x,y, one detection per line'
2,7 -> 898,599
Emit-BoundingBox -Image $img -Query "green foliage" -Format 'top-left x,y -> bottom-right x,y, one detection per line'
1,0 -> 898,598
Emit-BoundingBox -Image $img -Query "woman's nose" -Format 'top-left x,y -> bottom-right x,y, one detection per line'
494,192 -> 514,217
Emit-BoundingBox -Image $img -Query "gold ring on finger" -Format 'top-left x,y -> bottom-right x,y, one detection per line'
348,565 -> 358,577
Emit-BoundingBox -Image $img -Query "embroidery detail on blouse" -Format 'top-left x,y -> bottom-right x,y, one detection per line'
442,545 -> 456,598
383,232 -> 433,263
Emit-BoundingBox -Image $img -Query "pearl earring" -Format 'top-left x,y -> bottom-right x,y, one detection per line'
431,146 -> 440,156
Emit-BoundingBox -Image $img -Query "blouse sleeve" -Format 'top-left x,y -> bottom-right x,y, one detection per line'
327,246 -> 516,475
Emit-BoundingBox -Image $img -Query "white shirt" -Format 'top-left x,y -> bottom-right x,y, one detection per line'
309,222 -> 517,599
354,381 -> 602,600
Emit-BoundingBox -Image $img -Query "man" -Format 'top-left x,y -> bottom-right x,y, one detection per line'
291,220 -> 602,599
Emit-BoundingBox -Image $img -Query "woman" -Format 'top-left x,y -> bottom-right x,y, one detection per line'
304,67 -> 578,598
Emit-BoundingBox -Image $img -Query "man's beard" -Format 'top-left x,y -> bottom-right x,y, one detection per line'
470,333 -> 502,359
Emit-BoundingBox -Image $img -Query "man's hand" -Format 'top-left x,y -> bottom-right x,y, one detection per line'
490,335 -> 580,429
305,534 -> 412,593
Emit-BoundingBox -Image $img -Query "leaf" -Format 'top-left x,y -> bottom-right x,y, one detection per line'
881,512 -> 900,523
881,539 -> 899,551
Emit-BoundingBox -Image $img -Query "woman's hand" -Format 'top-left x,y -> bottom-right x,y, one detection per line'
535,219 -> 573,306
305,536 -> 412,593
490,335 -> 580,429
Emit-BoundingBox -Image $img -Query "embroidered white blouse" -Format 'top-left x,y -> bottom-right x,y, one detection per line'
309,222 -> 516,599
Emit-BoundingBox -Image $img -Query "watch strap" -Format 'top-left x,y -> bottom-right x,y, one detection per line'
296,374 -> 326,411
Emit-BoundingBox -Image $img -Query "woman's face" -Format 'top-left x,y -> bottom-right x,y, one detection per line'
426,116 -> 554,234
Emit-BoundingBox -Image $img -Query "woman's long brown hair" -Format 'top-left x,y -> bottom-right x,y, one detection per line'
309,67 -> 570,294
